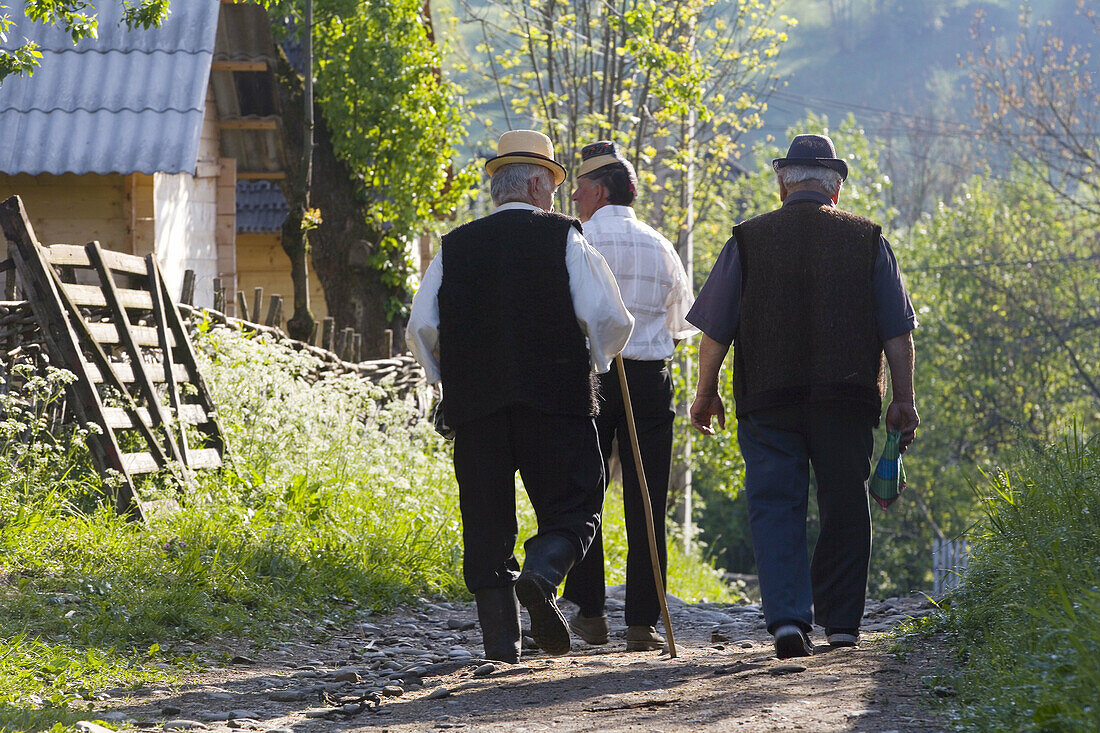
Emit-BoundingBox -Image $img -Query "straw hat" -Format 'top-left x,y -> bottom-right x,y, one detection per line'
578,140 -> 632,179
484,130 -> 567,186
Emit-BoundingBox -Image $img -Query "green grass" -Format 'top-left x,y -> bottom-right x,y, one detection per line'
1,325 -> 736,730
939,429 -> 1100,730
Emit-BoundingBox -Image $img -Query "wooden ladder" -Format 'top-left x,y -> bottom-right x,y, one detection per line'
1,195 -> 227,520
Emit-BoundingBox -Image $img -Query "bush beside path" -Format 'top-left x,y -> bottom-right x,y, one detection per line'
66,592 -> 949,732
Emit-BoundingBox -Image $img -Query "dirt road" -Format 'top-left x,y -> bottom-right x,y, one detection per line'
81,592 -> 953,732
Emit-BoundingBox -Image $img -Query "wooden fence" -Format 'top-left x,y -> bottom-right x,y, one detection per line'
932,537 -> 970,597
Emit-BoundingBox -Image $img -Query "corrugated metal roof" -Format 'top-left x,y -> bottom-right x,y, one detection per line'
215,2 -> 277,65
236,180 -> 288,234
0,1 -> 220,175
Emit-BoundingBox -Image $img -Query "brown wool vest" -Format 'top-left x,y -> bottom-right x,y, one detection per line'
732,200 -> 886,417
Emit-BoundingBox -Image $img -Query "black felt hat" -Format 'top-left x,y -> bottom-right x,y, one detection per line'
771,133 -> 848,181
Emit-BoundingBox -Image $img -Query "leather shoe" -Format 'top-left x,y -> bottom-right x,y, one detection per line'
474,586 -> 521,663
625,625 -> 665,652
515,573 -> 571,656
773,624 -> 813,659
826,627 -> 859,647
569,612 -> 610,645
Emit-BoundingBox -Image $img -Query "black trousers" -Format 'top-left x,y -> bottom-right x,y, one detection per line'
452,404 -> 605,593
562,360 -> 674,626
737,402 -> 875,633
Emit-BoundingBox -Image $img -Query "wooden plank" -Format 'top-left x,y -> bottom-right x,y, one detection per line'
0,195 -> 144,519
46,260 -> 173,478
237,171 -> 286,180
180,270 -> 196,305
121,451 -> 159,475
44,244 -> 148,275
130,447 -> 222,473
86,241 -> 184,468
123,449 -> 218,474
236,290 -> 250,321
85,360 -> 189,385
62,283 -> 153,310
219,118 -> 278,130
152,257 -> 229,462
189,448 -> 223,470
147,254 -> 192,467
87,322 -> 175,347
104,404 -> 209,429
212,60 -> 267,72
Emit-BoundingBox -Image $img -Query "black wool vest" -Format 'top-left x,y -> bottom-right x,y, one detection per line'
732,200 -> 886,417
437,209 -> 597,427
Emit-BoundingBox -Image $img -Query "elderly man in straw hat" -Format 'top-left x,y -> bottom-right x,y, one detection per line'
407,130 -> 634,662
561,141 -> 696,652
688,133 -> 919,659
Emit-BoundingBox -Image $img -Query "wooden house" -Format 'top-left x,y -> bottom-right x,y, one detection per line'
0,0 -> 328,320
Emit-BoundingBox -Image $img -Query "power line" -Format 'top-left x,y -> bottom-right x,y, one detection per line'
908,252 -> 1100,273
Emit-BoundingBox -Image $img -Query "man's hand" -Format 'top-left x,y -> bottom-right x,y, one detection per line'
885,400 -> 919,453
691,392 -> 726,435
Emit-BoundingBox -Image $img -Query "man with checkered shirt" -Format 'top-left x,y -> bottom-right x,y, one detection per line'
562,141 -> 697,652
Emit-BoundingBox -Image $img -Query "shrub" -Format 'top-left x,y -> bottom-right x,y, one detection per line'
943,429 -> 1100,730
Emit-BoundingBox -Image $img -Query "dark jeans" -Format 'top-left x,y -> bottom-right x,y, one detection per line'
562,360 -> 674,626
737,402 -> 875,633
452,404 -> 605,593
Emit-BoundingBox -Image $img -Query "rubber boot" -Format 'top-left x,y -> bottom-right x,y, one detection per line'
515,534 -> 577,656
474,586 -> 521,663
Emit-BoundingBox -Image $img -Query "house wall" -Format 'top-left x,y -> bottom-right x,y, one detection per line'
154,88 -> 222,309
236,231 -> 329,322
127,173 -> 155,257
0,173 -> 127,251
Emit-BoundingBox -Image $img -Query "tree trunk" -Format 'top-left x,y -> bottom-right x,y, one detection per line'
283,0 -> 315,343
274,49 -> 404,358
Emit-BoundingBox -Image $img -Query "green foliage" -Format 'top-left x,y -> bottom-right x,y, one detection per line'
264,0 -> 478,317
0,328 -> 464,725
940,429 -> 1100,730
0,0 -> 169,82
897,163 -> 1100,594
456,0 -> 792,231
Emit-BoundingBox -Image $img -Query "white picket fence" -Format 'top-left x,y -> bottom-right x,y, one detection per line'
932,538 -> 970,596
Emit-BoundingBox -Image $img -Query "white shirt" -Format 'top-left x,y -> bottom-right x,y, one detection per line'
406,202 -> 634,384
582,205 -> 697,361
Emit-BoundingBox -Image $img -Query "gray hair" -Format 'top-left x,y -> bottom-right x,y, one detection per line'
490,163 -> 555,205
777,164 -> 843,195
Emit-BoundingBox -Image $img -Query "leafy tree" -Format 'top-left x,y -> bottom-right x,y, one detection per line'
0,0 -> 169,81
263,0 -> 477,348
969,1 -> 1100,216
457,0 -> 792,234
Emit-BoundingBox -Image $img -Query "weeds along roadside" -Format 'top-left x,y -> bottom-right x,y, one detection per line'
0,326 -> 465,728
1,324 -> 735,728
935,429 -> 1100,731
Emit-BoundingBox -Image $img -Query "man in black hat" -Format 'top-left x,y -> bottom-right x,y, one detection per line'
686,133 -> 919,658
407,130 -> 634,662
561,140 -> 696,652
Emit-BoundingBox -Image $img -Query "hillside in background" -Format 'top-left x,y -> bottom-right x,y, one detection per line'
760,0 -> 1086,140
444,0 -> 1088,166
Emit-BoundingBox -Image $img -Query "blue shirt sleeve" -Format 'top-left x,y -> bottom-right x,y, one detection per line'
874,236 -> 918,341
686,235 -> 741,346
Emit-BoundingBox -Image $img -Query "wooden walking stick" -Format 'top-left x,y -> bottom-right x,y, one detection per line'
615,353 -> 678,657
